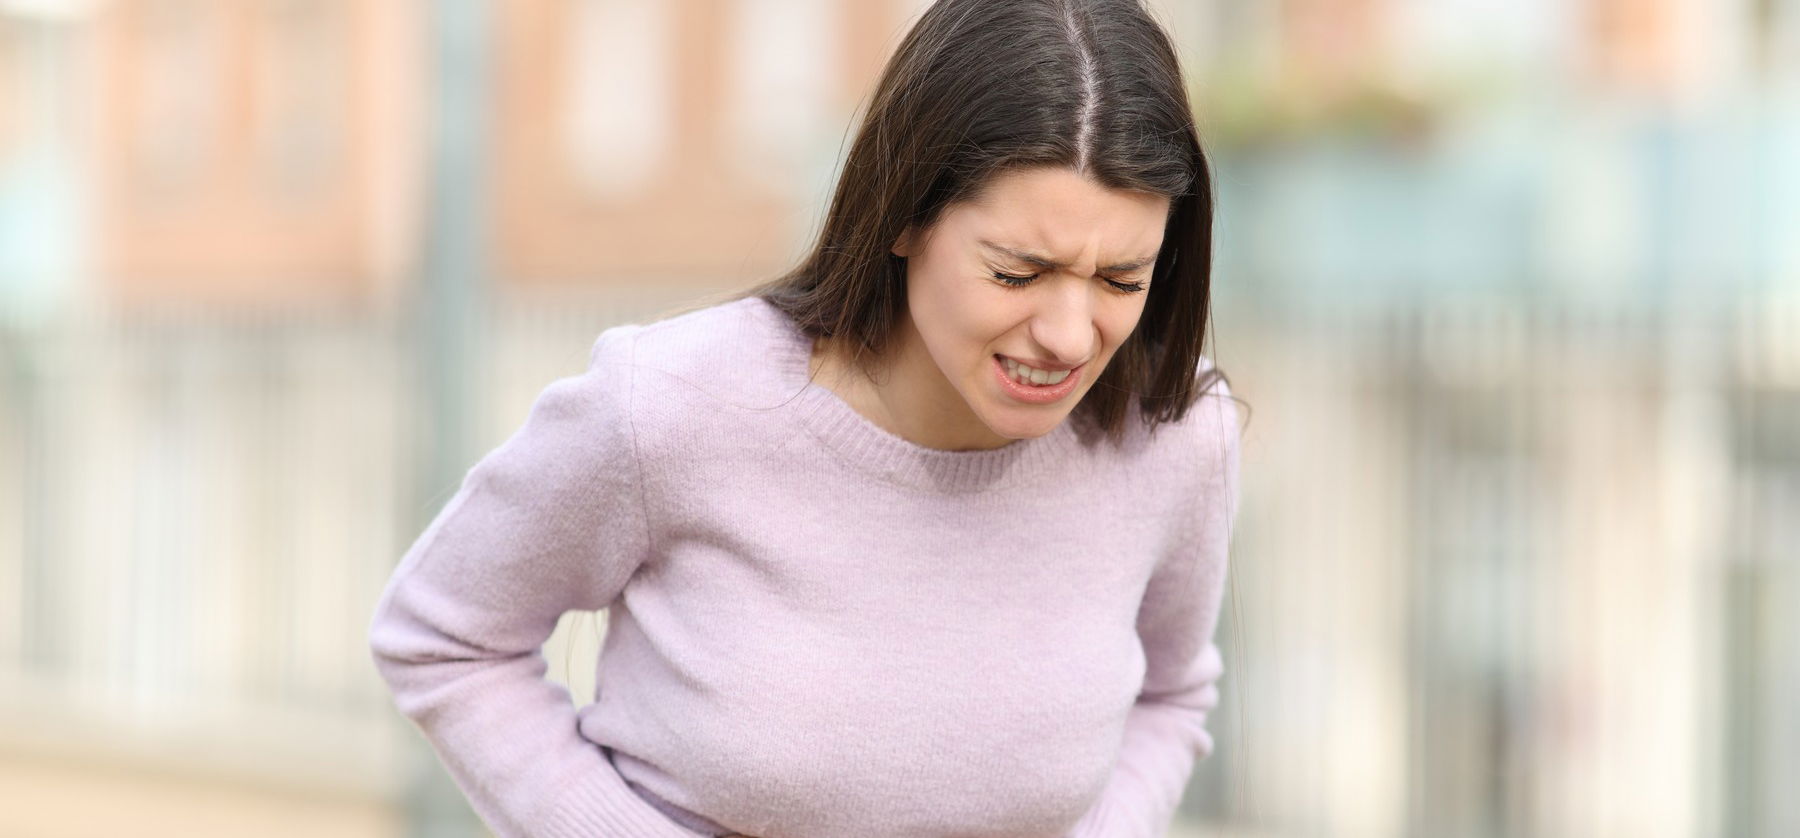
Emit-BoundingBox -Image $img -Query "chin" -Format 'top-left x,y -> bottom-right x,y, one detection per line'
981,410 -> 1066,441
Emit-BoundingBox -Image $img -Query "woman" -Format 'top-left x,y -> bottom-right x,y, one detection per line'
368,1 -> 1244,836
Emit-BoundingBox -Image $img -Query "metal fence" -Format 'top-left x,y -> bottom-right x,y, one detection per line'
1,284 -> 1795,837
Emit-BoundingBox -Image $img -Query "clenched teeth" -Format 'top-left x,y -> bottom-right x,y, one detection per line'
1001,356 -> 1071,386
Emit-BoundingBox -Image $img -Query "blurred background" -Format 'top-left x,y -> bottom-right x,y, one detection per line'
0,0 -> 1796,836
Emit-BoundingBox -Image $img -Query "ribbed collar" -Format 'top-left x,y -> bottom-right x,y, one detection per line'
744,296 -> 1086,495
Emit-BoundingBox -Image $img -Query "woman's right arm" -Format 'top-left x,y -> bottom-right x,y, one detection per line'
367,327 -> 704,838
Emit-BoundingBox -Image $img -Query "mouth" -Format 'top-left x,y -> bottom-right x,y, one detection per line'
991,354 -> 1084,405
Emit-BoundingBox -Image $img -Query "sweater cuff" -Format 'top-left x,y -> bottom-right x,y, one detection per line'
537,759 -> 714,838
1063,698 -> 1208,838
1065,781 -> 1155,838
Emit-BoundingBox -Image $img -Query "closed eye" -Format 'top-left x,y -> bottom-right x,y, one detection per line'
991,271 -> 1147,294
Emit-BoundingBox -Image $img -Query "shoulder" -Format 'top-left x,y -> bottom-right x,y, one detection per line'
592,294 -> 796,401
1185,354 -> 1237,441
1185,355 -> 1242,501
1130,354 -> 1236,438
1133,353 -> 1240,493
588,295 -> 806,473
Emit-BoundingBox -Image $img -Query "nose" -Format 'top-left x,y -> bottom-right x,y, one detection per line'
1026,280 -> 1097,367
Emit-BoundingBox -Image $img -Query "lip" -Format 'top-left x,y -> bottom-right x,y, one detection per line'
992,354 -> 1084,405
996,353 -> 1082,372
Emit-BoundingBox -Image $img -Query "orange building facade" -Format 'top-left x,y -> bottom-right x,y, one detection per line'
3,0 -> 1746,308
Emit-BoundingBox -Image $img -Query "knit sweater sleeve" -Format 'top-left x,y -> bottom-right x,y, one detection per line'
366,328 -> 704,838
1067,376 -> 1242,838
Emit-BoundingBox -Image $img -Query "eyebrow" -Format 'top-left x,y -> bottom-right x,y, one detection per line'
978,240 -> 1158,273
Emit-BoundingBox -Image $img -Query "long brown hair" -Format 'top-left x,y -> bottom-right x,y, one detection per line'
730,0 -> 1229,443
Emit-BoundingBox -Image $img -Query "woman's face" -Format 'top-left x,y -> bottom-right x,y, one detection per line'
888,165 -> 1170,448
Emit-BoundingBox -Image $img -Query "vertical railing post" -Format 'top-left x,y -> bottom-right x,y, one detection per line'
405,0 -> 490,834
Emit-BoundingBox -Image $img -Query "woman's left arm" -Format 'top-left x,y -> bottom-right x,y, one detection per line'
1066,381 -> 1242,838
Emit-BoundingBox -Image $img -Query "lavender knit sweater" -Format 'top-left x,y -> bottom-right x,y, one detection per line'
367,295 -> 1241,838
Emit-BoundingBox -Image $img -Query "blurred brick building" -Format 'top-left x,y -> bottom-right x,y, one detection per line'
9,0 -> 1773,310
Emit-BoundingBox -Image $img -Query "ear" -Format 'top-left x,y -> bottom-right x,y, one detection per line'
890,225 -> 915,259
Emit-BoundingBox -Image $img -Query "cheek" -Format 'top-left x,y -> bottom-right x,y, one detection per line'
913,272 -> 1008,350
1088,302 -> 1146,365
1102,298 -> 1149,343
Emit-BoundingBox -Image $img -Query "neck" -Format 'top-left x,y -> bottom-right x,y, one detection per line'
809,324 -> 1014,452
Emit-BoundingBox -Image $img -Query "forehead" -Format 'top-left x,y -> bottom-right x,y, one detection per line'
947,167 -> 1170,253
